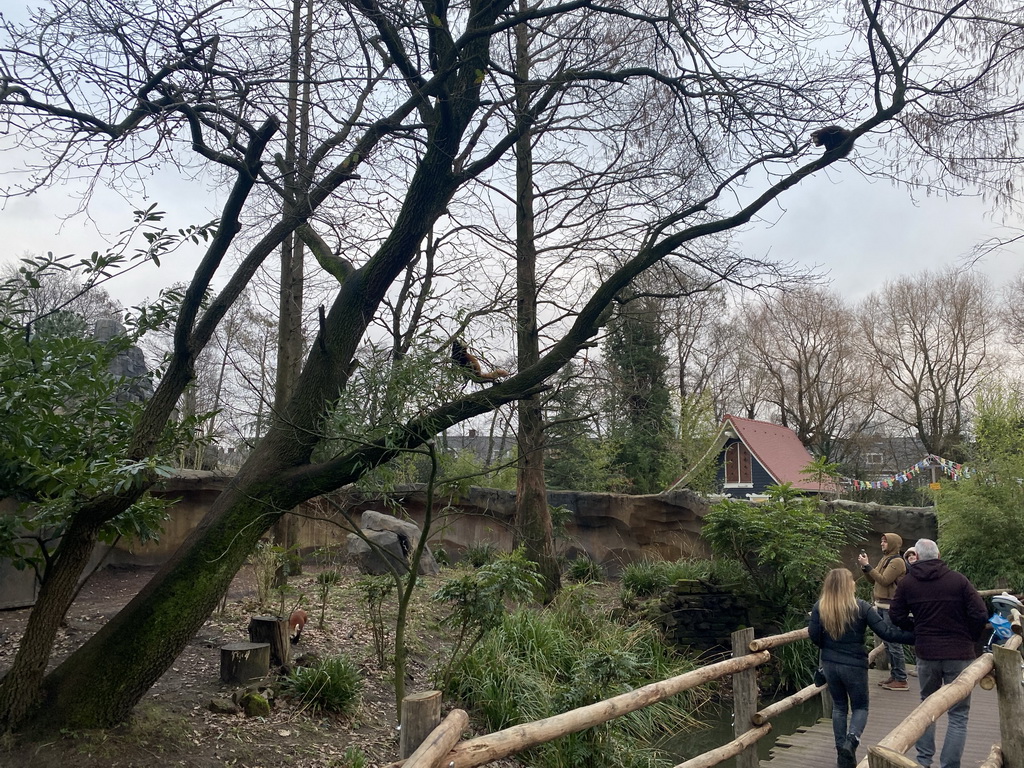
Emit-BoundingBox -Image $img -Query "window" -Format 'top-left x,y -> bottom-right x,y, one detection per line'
724,442 -> 753,486
866,453 -> 883,465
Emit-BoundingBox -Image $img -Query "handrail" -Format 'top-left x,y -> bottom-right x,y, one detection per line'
749,627 -> 808,652
396,650 -> 770,768
397,587 -> 1020,768
752,681 -> 826,725
854,634 -> 1023,768
672,724 -> 772,768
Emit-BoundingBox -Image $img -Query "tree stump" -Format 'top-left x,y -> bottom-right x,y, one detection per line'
248,615 -> 290,667
220,642 -> 270,683
400,690 -> 442,758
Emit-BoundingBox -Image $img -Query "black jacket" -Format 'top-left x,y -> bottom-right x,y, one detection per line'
889,558 -> 988,660
809,598 -> 915,668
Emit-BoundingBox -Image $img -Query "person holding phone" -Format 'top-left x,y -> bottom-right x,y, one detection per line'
857,533 -> 909,690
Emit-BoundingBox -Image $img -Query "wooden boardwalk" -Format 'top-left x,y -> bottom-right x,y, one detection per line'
761,668 -> 1003,768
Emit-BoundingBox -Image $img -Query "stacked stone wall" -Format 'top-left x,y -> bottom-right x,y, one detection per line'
653,580 -> 752,651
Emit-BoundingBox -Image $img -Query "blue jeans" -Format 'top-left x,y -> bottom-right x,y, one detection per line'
878,608 -> 907,681
915,658 -> 973,768
823,661 -> 869,750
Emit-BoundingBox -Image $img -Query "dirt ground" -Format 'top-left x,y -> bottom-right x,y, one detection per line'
0,561 -> 494,768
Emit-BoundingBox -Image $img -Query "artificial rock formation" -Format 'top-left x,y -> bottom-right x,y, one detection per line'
346,509 -> 440,576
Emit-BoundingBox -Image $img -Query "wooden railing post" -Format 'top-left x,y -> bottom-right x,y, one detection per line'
732,627 -> 758,768
992,643 -> 1024,768
400,690 -> 442,759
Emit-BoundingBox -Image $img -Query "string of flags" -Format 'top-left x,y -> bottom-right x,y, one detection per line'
847,454 -> 970,490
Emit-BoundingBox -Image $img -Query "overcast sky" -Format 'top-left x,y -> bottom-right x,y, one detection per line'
3,159 -> 1021,313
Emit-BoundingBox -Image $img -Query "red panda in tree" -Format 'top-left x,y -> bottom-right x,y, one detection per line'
451,339 -> 508,383
811,125 -> 854,157
289,609 -> 308,644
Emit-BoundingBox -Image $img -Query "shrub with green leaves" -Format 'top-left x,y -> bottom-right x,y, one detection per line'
431,547 -> 543,690
935,390 -> 1024,591
702,484 -> 868,619
446,585 -> 711,768
284,655 -> 363,716
462,540 -> 497,568
356,574 -> 396,668
565,556 -> 604,584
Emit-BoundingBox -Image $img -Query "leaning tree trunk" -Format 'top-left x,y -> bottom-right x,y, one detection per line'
36,465 -> 294,729
25,97 -> 483,731
0,517 -> 103,727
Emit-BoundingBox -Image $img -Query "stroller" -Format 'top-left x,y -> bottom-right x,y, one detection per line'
984,592 -> 1023,651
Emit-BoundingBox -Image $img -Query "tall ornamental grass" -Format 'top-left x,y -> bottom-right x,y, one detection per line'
446,585 -> 713,768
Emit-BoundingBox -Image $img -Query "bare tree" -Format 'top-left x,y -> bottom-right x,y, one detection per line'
1,0 -> 1023,733
861,269 -> 997,457
743,287 -> 875,458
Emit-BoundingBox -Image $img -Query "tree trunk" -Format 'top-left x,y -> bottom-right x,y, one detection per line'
35,474 -> 290,730
0,518 -> 102,727
512,6 -> 559,601
247,616 -> 290,667
270,0 -> 312,585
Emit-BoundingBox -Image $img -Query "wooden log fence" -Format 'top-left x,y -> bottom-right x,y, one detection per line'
397,589 -> 1024,768
673,724 -> 771,768
860,634 -> 1023,768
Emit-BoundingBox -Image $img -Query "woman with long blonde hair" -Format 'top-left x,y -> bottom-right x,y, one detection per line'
809,568 -> 915,768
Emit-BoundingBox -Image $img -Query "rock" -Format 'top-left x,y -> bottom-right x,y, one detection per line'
347,530 -> 407,575
239,691 -> 271,717
208,697 -> 240,715
345,510 -> 439,576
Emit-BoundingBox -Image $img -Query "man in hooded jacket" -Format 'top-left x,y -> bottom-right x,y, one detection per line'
857,532 -> 908,690
889,538 -> 988,768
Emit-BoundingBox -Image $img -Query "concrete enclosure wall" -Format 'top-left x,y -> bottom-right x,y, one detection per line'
1,472 -> 939,608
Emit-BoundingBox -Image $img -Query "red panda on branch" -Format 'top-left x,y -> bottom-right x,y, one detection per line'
811,125 -> 854,157
451,339 -> 508,383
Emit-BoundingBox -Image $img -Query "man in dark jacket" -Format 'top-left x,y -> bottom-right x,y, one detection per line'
889,538 -> 989,768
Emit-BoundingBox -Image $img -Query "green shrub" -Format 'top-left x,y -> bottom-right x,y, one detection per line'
565,556 -> 604,584
285,655 -> 363,716
356,575 -> 396,668
432,548 -> 543,690
447,585 -> 712,768
702,484 -> 868,619
463,541 -> 497,568
620,560 -> 673,599
935,391 -> 1024,591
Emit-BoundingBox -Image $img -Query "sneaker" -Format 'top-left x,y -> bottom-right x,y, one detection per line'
837,734 -> 859,768
882,679 -> 909,691
877,676 -> 895,687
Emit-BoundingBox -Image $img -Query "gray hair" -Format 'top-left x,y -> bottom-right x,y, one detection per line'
915,538 -> 940,561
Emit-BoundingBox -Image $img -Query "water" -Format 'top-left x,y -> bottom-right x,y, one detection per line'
659,696 -> 825,766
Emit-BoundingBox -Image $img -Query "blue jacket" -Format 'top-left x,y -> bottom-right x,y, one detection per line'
809,598 -> 915,668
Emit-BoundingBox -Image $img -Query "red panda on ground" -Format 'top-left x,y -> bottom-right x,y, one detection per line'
451,339 -> 509,383
289,609 -> 308,645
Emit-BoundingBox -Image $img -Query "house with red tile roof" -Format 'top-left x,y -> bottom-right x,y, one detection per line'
715,414 -> 839,497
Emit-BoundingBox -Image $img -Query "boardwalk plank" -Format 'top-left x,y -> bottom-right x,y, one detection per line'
760,668 -> 1002,768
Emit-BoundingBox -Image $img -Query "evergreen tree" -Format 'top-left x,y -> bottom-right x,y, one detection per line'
544,362 -> 611,491
604,297 -> 677,494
